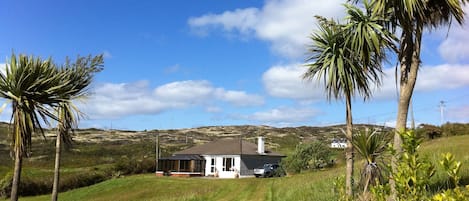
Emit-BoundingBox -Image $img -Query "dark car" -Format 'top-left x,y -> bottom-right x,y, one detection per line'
253,163 -> 284,178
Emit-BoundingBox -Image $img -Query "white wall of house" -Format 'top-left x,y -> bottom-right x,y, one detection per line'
202,155 -> 241,178
330,142 -> 347,148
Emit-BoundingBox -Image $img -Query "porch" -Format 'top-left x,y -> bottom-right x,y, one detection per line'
156,154 -> 205,177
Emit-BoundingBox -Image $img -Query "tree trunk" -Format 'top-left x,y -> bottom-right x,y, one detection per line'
390,21 -> 423,201
52,132 -> 62,201
10,147 -> 22,201
345,94 -> 354,198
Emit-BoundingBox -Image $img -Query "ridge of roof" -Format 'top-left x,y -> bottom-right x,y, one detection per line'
174,138 -> 284,156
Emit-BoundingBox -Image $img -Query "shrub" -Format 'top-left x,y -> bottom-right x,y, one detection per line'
283,141 -> 334,173
0,172 -> 13,198
0,168 -> 114,198
369,131 -> 469,201
59,170 -> 111,192
114,156 -> 155,175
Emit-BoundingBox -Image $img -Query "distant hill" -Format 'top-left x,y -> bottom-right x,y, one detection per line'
0,122 -> 392,155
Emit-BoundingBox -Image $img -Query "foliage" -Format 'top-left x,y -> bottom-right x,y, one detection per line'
369,131 -> 469,201
416,124 -> 442,140
0,172 -> 13,198
333,175 -> 348,201
441,123 -> 469,137
432,153 -> 469,201
359,0 -> 469,197
304,2 -> 394,196
52,55 -> 103,201
352,129 -> 389,193
113,156 -> 155,176
283,141 -> 334,173
392,131 -> 435,200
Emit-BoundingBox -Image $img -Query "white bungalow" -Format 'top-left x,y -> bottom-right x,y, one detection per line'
330,138 -> 347,148
156,137 -> 284,178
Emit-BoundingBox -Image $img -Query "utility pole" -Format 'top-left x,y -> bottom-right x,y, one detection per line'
155,130 -> 160,173
439,101 -> 446,126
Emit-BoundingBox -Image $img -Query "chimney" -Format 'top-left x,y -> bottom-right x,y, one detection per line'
257,136 -> 265,154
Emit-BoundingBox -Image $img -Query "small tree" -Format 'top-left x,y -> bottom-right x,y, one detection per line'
304,2 -> 394,196
0,54 -> 75,201
352,129 -> 389,194
283,141 -> 334,173
51,55 -> 103,201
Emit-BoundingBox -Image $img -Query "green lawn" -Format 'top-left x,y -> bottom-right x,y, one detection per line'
15,169 -> 340,201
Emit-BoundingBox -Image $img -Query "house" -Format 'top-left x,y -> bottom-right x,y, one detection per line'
156,137 -> 284,178
330,138 -> 347,148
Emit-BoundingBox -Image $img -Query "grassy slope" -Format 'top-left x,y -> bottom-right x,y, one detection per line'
14,135 -> 469,201
16,170 -> 340,201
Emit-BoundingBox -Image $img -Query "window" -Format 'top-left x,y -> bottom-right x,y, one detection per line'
222,157 -> 235,171
210,158 -> 216,173
179,160 -> 190,171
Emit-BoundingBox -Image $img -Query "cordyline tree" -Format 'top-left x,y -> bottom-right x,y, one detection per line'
51,56 -> 103,201
0,53 -> 102,201
347,0 -> 468,198
303,2 -> 394,197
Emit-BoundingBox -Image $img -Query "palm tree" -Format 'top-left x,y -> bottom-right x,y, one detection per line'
352,0 -> 468,198
0,54 -> 74,201
304,3 -> 393,197
352,129 -> 389,194
51,55 -> 103,201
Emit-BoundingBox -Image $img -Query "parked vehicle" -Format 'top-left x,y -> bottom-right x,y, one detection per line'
254,163 -> 284,178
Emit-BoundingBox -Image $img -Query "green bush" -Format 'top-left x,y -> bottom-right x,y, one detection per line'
0,172 -> 12,198
0,168 -> 114,198
283,141 -> 334,173
114,156 -> 155,175
369,131 -> 469,201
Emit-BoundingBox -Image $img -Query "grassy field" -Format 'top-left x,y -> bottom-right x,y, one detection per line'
6,135 -> 469,201
13,170 -> 341,201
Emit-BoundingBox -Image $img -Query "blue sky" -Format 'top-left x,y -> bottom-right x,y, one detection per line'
1,0 -> 468,130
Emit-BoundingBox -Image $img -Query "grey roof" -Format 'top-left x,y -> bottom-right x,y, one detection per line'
174,138 -> 284,156
159,154 -> 204,160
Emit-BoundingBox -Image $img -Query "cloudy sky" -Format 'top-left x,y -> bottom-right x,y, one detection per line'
0,0 -> 468,130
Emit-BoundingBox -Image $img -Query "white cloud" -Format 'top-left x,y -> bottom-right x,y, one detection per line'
188,0 -> 345,58
416,64 -> 469,91
189,8 -> 259,36
243,106 -> 319,124
438,5 -> 469,63
215,89 -> 264,106
262,63 -> 324,100
360,64 -> 469,100
84,80 -> 264,119
262,63 -> 469,101
154,80 -> 214,105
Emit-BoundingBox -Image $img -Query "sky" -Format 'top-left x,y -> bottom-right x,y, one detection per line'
0,0 -> 468,131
